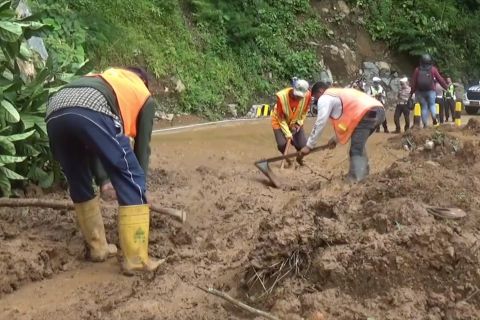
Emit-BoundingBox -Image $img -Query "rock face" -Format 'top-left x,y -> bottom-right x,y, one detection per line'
323,43 -> 357,78
337,0 -> 350,16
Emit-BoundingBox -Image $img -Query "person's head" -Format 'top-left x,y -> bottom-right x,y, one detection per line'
291,79 -> 309,100
400,77 -> 409,88
373,76 -> 381,87
420,54 -> 432,67
126,67 -> 149,88
311,81 -> 331,99
447,77 -> 452,84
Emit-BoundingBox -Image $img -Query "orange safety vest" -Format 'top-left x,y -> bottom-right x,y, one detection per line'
91,68 -> 151,138
271,88 -> 311,129
326,88 -> 383,144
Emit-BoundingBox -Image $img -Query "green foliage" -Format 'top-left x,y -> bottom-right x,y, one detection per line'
46,0 -> 325,117
350,0 -> 480,81
0,0 -> 84,195
30,0 -> 89,74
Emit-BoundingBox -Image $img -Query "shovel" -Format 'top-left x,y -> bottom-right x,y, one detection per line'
425,206 -> 467,220
254,143 -> 330,188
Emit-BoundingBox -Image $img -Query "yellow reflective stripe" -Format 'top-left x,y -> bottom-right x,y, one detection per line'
278,91 -> 290,118
296,97 -> 308,120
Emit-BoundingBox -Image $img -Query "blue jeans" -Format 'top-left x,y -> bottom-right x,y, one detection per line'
416,90 -> 437,127
46,107 -> 147,206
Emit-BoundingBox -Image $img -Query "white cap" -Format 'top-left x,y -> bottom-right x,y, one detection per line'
372,77 -> 381,82
293,79 -> 309,98
400,77 -> 408,83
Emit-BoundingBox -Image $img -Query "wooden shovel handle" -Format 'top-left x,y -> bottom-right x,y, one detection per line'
280,139 -> 292,169
0,198 -> 187,223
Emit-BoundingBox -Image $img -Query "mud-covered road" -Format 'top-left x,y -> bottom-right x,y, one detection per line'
0,116 -> 479,320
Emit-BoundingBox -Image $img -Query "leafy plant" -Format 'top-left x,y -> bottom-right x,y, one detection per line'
0,0 -> 84,195
353,0 -> 480,81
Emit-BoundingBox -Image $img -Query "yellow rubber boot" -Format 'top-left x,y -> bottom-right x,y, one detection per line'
118,204 -> 165,275
74,197 -> 117,262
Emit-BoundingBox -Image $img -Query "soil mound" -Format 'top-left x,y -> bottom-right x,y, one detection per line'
244,126 -> 480,319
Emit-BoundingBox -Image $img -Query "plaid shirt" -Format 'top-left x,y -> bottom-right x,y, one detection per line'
46,87 -> 118,120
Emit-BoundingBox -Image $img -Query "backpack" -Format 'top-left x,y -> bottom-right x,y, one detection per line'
416,66 -> 433,91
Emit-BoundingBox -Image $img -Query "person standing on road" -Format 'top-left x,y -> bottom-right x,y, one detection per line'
394,77 -> 412,133
443,77 -> 456,122
271,79 -> 312,164
298,81 -> 385,182
45,67 -> 162,274
409,54 -> 448,127
368,77 -> 389,133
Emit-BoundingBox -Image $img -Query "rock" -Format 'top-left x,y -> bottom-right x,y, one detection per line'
376,61 -> 391,76
165,114 -> 174,121
325,44 -> 340,56
363,61 -> 379,80
340,43 -> 357,76
425,160 -> 440,167
309,311 -> 326,320
337,0 -> 350,15
227,104 -> 238,117
323,44 -> 357,78
326,30 -> 335,38
155,110 -> 166,120
175,79 -> 186,93
321,8 -> 329,14
320,69 -> 333,84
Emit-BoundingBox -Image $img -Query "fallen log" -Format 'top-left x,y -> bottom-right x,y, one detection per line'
0,198 -> 187,223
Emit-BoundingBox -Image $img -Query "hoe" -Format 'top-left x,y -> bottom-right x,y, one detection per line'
254,144 -> 329,188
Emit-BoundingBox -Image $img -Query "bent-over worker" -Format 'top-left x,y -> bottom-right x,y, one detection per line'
271,79 -> 312,163
299,81 -> 385,182
45,67 -> 161,274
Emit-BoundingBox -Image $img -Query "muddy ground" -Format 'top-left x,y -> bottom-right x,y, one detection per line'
0,117 -> 479,320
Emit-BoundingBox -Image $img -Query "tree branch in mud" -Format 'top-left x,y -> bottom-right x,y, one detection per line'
0,198 -> 186,223
198,286 -> 281,320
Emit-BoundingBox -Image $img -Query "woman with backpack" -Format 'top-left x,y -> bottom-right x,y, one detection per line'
409,54 -> 448,127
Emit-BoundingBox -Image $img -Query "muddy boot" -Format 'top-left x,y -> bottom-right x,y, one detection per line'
118,204 -> 165,275
347,155 -> 369,182
74,197 -> 117,262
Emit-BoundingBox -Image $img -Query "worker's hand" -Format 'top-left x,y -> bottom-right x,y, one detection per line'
100,182 -> 117,202
328,137 -> 337,149
291,124 -> 301,135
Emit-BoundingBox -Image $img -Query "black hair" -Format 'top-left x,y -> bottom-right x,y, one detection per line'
126,67 -> 149,88
311,81 -> 330,94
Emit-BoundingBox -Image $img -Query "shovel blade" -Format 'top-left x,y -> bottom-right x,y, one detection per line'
255,160 -> 281,188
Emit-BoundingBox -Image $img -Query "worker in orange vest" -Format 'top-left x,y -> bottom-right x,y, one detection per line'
298,81 -> 385,181
271,79 -> 312,165
45,67 -> 162,275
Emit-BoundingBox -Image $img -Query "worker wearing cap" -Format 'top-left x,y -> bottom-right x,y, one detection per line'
298,81 -> 385,182
394,77 -> 412,133
45,67 -> 162,275
271,79 -> 312,159
443,77 -> 456,122
368,77 -> 389,133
